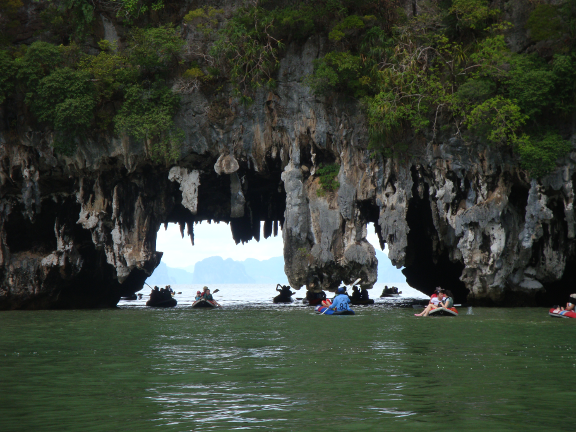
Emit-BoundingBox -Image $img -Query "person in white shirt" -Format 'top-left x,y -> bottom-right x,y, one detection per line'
415,290 -> 445,317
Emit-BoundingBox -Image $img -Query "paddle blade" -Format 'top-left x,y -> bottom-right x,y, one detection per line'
351,278 -> 361,287
213,289 -> 220,294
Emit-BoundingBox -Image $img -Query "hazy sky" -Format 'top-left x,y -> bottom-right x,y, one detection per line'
156,222 -> 386,269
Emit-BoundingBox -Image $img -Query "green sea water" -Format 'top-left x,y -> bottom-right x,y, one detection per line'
1,306 -> 574,431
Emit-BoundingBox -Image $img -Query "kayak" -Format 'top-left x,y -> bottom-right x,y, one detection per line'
380,294 -> 401,298
273,296 -> 293,304
429,307 -> 458,316
192,299 -> 220,308
350,299 -> 374,305
146,298 -> 177,307
549,308 -> 576,318
315,306 -> 355,315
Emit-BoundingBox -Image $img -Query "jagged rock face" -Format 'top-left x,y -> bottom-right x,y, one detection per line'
387,140 -> 576,306
0,139 -> 169,308
1,2 -> 576,308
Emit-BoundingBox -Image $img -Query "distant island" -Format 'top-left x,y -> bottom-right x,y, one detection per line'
146,250 -> 405,286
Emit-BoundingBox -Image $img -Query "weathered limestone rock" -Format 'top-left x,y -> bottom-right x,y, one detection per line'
214,154 -> 240,175
168,167 -> 200,215
0,0 -> 575,308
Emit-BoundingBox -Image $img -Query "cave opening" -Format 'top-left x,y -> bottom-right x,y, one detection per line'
150,152 -> 288,287
401,169 -> 468,303
365,222 -> 412,292
165,153 -> 287,246
148,221 -> 286,286
357,199 -> 416,296
532,191 -> 575,306
358,200 -> 385,250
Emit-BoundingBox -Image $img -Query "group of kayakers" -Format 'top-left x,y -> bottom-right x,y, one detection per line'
274,284 -> 296,303
143,285 -> 220,308
281,284 -> 372,308
380,286 -> 402,296
136,282 -> 576,320
193,286 -> 222,307
321,286 -> 354,313
415,287 -> 454,317
195,286 -> 214,301
351,286 -> 370,302
305,289 -> 327,305
149,285 -> 175,303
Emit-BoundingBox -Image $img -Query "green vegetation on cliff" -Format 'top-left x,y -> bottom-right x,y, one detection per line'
1,23 -> 182,160
302,0 -> 575,176
316,164 -> 341,196
0,0 -> 574,175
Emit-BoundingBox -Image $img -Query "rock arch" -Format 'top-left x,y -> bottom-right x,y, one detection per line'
1,36 -> 575,309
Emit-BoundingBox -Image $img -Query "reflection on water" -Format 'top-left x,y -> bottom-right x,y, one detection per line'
1,293 -> 575,432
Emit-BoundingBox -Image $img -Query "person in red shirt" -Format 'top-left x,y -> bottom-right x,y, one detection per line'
429,287 -> 442,306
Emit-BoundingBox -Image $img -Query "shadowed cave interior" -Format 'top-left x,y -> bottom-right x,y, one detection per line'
402,170 -> 468,303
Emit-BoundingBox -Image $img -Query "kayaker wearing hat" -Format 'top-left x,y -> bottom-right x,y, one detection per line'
328,286 -> 353,313
195,291 -> 202,301
202,286 -> 214,301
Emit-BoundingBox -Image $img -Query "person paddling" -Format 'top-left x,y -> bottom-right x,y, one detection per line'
328,287 -> 353,313
202,286 -> 221,307
351,286 -> 361,302
202,286 -> 214,301
275,284 -> 295,302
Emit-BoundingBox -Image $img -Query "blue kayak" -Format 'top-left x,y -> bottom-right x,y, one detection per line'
315,306 -> 355,315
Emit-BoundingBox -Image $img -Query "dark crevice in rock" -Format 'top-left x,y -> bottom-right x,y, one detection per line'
6,203 -> 57,253
509,183 -> 529,214
549,194 -> 568,250
402,167 -> 468,302
313,146 -> 338,167
196,170 -> 231,221
540,252 -> 576,306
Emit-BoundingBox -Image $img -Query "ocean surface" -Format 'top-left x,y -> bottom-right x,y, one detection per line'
1,283 -> 574,432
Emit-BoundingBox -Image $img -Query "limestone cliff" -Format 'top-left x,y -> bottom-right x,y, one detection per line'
1,0 -> 575,309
